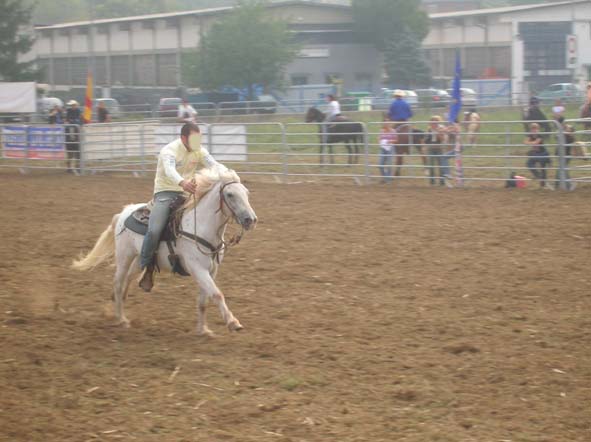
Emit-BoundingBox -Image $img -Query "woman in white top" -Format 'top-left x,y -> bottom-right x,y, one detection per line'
326,94 -> 341,122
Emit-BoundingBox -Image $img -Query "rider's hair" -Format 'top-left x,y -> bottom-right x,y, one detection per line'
181,122 -> 200,137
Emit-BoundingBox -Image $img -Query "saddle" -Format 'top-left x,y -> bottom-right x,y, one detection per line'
123,197 -> 190,276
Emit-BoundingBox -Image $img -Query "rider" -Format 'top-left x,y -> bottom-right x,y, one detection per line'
139,122 -> 227,292
388,89 -> 413,126
388,89 -> 413,149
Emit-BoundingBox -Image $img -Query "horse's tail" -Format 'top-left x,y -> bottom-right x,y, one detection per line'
72,214 -> 119,271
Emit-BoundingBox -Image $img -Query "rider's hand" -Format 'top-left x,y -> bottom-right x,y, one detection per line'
180,179 -> 197,194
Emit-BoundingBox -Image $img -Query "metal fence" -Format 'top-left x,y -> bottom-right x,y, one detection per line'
1,119 -> 590,190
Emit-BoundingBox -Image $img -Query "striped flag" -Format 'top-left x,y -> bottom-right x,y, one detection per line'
82,71 -> 93,124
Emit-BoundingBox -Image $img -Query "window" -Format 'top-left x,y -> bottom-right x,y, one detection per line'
157,53 -> 177,86
54,58 -> 69,84
119,23 -> 130,32
142,21 -> 154,30
325,73 -> 342,84
166,18 -> 178,29
133,54 -> 156,86
111,55 -> 130,84
290,74 -> 309,86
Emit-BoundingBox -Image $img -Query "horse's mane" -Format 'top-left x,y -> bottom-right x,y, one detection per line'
182,168 -> 240,211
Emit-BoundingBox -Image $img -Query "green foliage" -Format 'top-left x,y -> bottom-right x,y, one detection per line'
384,30 -> 431,88
351,0 -> 429,51
184,0 -> 298,99
0,0 -> 38,81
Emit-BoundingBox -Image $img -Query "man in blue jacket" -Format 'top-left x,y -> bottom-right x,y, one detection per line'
388,90 -> 412,124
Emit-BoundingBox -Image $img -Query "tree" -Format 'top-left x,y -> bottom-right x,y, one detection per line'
383,30 -> 431,88
0,0 -> 38,81
351,0 -> 429,51
182,0 -> 297,99
351,0 -> 431,86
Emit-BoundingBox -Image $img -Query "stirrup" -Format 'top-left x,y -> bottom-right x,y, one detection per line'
138,265 -> 155,292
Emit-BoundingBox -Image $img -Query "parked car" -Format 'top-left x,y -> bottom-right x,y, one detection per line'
251,94 -> 277,114
158,97 -> 182,118
445,87 -> 478,107
372,88 -> 418,110
536,83 -> 585,104
415,88 -> 451,108
94,98 -> 121,120
38,97 -> 64,116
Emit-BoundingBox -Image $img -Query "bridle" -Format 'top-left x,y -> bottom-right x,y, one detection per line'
179,180 -> 245,262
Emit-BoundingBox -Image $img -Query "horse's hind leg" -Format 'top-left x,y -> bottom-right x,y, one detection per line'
113,251 -> 137,328
197,288 -> 213,337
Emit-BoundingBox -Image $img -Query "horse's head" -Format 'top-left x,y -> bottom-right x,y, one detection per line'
219,177 -> 257,231
305,107 -> 324,123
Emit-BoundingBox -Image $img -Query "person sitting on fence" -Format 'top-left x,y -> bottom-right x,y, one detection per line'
424,115 -> 447,186
178,99 -> 198,123
388,90 -> 412,127
554,117 -> 576,191
378,120 -> 397,183
524,122 -> 552,189
139,122 -> 228,292
97,101 -> 112,123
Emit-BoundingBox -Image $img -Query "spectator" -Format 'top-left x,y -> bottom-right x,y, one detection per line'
523,96 -> 551,135
48,105 -> 63,124
97,101 -> 111,123
424,115 -> 446,186
65,100 -> 82,174
554,116 -> 576,191
378,120 -> 397,183
462,107 -> 480,147
65,99 -> 82,125
440,121 -> 459,188
177,99 -> 198,123
551,98 -> 565,120
524,122 -> 552,189
580,84 -> 591,138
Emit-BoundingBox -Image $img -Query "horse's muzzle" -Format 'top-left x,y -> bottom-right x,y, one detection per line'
240,214 -> 257,231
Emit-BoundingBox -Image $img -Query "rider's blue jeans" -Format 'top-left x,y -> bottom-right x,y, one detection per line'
140,191 -> 183,269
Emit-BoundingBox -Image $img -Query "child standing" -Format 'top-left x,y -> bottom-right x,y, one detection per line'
424,116 -> 446,186
524,123 -> 552,189
378,121 -> 397,183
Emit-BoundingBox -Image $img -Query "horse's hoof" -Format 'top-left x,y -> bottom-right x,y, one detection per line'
116,319 -> 131,328
197,327 -> 215,337
228,320 -> 243,332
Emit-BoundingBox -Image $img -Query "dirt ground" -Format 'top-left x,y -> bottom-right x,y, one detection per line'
0,171 -> 590,442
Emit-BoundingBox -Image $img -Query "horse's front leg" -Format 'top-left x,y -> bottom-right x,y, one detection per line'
192,267 -> 242,334
394,149 -> 403,177
346,142 -> 353,165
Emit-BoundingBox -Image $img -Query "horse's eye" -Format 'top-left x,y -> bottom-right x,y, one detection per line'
227,192 -> 234,198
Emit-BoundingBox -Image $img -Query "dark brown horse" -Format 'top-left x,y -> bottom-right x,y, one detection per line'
305,107 -> 364,165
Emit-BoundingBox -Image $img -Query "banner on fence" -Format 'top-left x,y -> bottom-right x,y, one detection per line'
1,126 -> 65,159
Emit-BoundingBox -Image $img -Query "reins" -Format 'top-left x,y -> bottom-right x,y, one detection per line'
179,180 -> 245,262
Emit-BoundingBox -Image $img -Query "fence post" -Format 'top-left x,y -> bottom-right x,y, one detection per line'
23,124 -> 31,175
207,123 -> 214,156
555,120 -> 567,191
281,123 -> 288,180
78,124 -> 86,175
363,123 -> 370,185
139,124 -> 146,176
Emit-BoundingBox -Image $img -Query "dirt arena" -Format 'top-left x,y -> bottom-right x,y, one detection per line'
0,171 -> 589,442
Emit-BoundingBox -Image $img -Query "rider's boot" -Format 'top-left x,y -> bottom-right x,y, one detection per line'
139,263 -> 155,292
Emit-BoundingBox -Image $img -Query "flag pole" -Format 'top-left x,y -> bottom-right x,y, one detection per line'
449,50 -> 464,187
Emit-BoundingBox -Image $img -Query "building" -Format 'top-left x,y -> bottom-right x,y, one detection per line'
30,0 -> 591,102
424,0 -> 591,97
32,0 -> 381,102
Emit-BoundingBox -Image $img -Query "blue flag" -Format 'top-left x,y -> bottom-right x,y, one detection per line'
448,51 -> 462,123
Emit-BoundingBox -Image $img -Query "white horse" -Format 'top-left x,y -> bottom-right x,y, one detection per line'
72,169 -> 257,335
